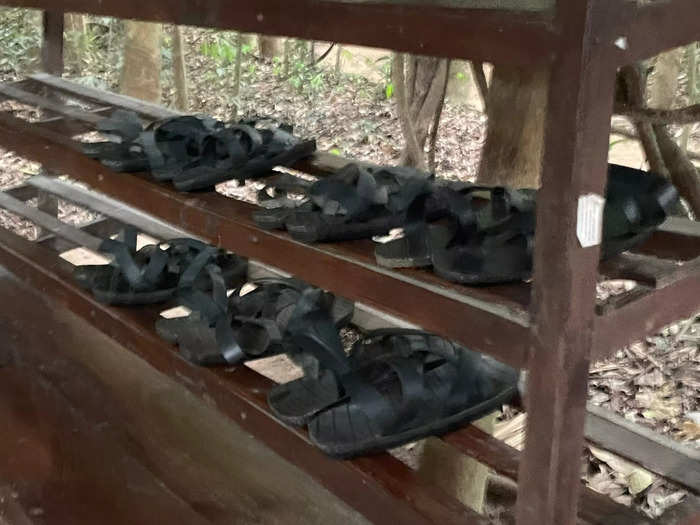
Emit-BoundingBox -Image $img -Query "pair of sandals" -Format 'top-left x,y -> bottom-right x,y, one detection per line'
267,320 -> 519,458
253,163 -> 434,243
155,277 -> 355,367
375,164 -> 679,284
74,229 -> 248,305
83,110 -> 317,191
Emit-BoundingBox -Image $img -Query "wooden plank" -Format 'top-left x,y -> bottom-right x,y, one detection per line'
443,427 -> 652,524
37,216 -> 123,253
0,191 -> 102,251
0,368 -> 213,525
599,252 -> 693,289
5,184 -> 38,201
660,217 -> 700,238
28,174 -> 189,240
593,272 -> 700,361
30,73 -> 180,120
616,0 -> 700,64
585,404 -> 700,494
41,11 -> 64,75
0,83 -> 102,125
28,174 -> 423,335
0,109 -> 531,368
0,227 -> 486,525
3,0 -> 558,67
516,0 -> 621,522
633,229 -> 700,262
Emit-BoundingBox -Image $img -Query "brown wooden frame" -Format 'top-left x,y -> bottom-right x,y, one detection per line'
0,2 -> 698,524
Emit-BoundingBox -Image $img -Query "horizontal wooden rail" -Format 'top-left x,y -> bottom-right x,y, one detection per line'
0,0 -> 557,66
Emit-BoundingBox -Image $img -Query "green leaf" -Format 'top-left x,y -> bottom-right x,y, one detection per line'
385,82 -> 394,99
609,138 -> 628,151
329,148 -> 341,156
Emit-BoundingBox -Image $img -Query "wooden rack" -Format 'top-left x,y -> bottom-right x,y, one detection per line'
0,2 -> 698,524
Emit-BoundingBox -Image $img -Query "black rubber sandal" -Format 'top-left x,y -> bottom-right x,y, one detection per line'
307,340 -> 518,459
260,163 -> 432,243
156,278 -> 354,367
74,230 -> 247,305
139,115 -> 224,182
253,173 -> 315,229
82,110 -> 151,172
268,328 -> 464,427
375,183 -> 535,269
602,164 -> 679,259
171,124 -> 316,192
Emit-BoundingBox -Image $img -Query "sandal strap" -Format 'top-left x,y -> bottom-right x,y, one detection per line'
177,245 -> 219,288
97,110 -> 143,142
99,237 -> 168,291
178,263 -> 229,321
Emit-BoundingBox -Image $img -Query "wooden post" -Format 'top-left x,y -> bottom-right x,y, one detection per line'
41,11 -> 64,76
515,1 -> 619,524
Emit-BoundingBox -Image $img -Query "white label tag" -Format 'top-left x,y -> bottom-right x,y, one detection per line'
577,193 -> 606,248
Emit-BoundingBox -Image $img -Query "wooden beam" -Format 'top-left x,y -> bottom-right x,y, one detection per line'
516,0 -> 620,522
2,0 -> 558,67
0,191 -> 102,251
585,404 -> 700,494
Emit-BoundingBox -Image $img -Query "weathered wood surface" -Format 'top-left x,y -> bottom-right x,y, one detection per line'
517,1 -> 620,523
0,272 -> 373,525
0,233 -> 484,525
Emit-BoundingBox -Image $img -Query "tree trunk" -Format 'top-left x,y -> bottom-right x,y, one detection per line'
258,35 -> 281,59
64,13 -> 84,33
64,10 -> 85,74
649,48 -> 683,109
232,32 -> 243,120
620,63 -> 700,217
393,54 -> 449,170
477,65 -> 548,189
120,21 -> 162,103
172,26 -> 189,111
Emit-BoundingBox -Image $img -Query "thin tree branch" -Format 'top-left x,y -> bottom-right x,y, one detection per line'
620,64 -> 669,178
655,124 -> 700,217
428,60 -> 450,172
614,102 -> 700,125
610,125 -> 700,162
393,53 -> 425,169
313,43 -> 336,67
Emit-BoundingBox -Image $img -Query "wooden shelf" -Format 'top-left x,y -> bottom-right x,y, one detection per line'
0,76 -> 698,370
0,202 -> 651,525
0,0 -> 698,522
